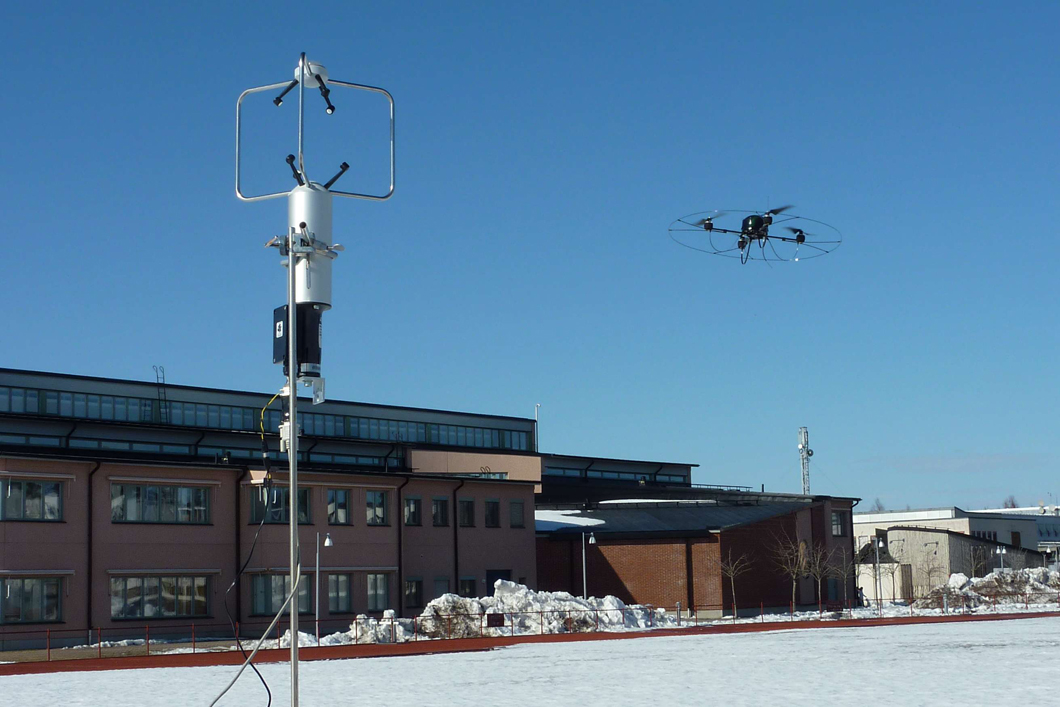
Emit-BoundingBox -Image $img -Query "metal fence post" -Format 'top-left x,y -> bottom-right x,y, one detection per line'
192,623 -> 196,654
97,627 -> 102,659
145,625 -> 150,656
46,629 -> 51,661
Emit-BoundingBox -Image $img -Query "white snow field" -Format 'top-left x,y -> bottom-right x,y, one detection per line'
4,617 -> 1060,706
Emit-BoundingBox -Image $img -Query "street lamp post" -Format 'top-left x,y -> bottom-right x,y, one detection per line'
534,403 -> 541,452
996,545 -> 1006,571
315,532 -> 333,645
873,537 -> 884,616
581,531 -> 596,600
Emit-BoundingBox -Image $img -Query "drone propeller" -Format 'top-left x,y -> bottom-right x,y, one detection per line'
693,211 -> 728,226
785,227 -> 810,243
766,205 -> 794,216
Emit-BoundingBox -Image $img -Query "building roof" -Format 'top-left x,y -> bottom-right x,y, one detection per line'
542,452 -> 698,469
0,367 -> 535,425
536,501 -> 809,536
885,525 -> 1045,557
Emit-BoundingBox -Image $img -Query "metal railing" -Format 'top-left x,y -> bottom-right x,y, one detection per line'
2,591 -> 1058,664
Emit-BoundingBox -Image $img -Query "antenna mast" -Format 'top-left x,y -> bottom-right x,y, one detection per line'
798,426 -> 813,495
235,53 -> 395,707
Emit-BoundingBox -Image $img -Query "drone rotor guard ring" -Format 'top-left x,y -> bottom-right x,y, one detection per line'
668,209 -> 842,263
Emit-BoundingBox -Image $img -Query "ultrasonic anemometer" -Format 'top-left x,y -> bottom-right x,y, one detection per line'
221,53 -> 395,707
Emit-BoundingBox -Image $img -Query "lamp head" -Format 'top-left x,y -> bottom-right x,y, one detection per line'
324,533 -> 333,547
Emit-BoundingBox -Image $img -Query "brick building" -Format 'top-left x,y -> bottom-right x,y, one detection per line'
537,497 -> 858,616
0,369 -> 537,645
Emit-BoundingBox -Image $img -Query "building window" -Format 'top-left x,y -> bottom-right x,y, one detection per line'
831,511 -> 847,537
404,497 -> 422,526
1,479 -> 62,521
111,484 -> 209,524
458,499 -> 475,527
327,489 -> 350,525
366,491 -> 388,526
458,578 -> 477,598
367,574 -> 388,611
433,577 -> 450,599
404,579 -> 423,608
1,577 -> 62,623
485,500 -> 500,528
251,575 -> 310,615
110,576 -> 208,619
432,498 -> 449,527
328,574 -> 352,613
510,500 -> 525,528
250,487 -> 310,524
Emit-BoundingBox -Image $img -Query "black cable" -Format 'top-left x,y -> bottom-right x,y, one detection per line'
220,393 -> 282,706
223,499 -> 272,707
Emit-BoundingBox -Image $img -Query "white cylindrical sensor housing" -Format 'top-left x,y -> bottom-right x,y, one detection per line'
288,183 -> 333,309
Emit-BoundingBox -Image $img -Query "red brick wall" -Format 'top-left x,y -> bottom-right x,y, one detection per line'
719,511 -> 800,612
536,535 -> 723,610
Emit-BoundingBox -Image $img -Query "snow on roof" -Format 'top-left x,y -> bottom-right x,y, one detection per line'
534,510 -> 607,531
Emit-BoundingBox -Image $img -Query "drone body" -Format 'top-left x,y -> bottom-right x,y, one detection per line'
669,205 -> 840,264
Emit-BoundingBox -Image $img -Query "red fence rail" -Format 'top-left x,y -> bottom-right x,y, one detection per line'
2,591 -> 1058,664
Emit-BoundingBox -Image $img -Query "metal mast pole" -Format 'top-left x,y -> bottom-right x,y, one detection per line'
798,427 -> 812,495
234,51 -> 395,707
287,220 -> 300,707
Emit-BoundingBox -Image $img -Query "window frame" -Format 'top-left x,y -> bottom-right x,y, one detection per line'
328,573 -> 353,614
404,578 -> 424,609
509,500 -> 526,529
249,487 -> 312,525
432,497 -> 449,527
1,479 -> 63,522
458,577 -> 477,598
367,573 -> 389,612
830,510 -> 848,537
484,499 -> 501,528
366,490 -> 389,526
327,488 -> 351,525
1,577 -> 63,624
109,575 -> 209,620
111,483 -> 210,525
250,574 -> 311,616
458,498 -> 475,528
404,497 -> 422,526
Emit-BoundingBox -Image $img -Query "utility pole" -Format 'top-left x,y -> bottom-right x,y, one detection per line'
798,427 -> 813,495
235,53 -> 395,707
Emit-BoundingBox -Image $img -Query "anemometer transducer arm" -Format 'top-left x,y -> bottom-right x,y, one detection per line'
226,52 -> 394,707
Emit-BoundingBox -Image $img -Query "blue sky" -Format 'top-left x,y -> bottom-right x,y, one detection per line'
2,2 -> 1057,510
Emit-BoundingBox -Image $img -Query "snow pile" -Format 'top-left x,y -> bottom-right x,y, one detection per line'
416,580 -> 673,639
914,568 -> 1060,610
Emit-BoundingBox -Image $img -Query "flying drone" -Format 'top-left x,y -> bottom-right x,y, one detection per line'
668,206 -> 841,264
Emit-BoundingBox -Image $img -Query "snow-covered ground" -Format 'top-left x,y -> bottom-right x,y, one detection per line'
4,617 -> 1059,706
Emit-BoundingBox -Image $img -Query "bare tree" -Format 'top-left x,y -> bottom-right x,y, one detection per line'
915,548 -> 946,598
804,543 -> 837,612
771,532 -> 807,614
828,547 -> 858,611
719,549 -> 754,621
880,558 -> 904,602
1007,549 -> 1027,572
868,498 -> 886,513
967,545 -> 993,578
1003,495 -> 1019,509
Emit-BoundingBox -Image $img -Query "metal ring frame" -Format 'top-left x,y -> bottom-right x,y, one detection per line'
235,54 -> 395,202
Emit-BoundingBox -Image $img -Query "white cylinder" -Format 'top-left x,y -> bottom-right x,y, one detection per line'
288,183 -> 333,309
